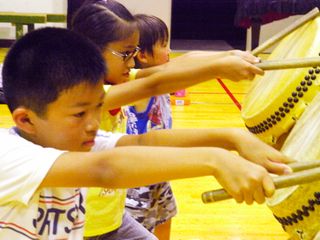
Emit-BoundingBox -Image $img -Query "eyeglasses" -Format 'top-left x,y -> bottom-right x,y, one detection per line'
107,46 -> 141,62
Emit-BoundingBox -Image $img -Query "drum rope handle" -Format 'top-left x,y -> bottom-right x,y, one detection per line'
255,57 -> 320,70
252,7 -> 320,56
202,161 -> 320,203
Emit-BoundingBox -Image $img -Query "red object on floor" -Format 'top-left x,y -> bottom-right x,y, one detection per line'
170,90 -> 190,106
174,89 -> 186,97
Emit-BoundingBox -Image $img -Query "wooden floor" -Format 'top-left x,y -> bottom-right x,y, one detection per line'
0,48 -> 289,239
170,79 -> 288,240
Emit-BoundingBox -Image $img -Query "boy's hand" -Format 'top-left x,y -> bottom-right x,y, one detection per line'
232,129 -> 294,175
213,148 -> 275,204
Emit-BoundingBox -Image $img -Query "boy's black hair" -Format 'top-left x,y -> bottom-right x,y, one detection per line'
2,27 -> 106,116
72,0 -> 137,51
135,14 -> 169,55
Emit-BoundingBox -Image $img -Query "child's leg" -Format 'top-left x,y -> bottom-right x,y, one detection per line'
115,212 -> 158,240
126,185 -> 157,231
154,219 -> 172,240
154,182 -> 177,240
126,182 -> 177,239
84,212 -> 157,240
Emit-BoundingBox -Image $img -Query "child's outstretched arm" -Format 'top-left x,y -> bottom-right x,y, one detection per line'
103,50 -> 263,109
117,128 -> 293,175
135,50 -> 260,80
39,146 -> 274,205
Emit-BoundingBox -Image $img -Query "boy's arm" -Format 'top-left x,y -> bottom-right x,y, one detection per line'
116,128 -> 293,175
40,146 -> 274,204
103,50 -> 263,109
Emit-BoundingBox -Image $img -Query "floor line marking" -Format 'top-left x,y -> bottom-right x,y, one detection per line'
216,78 -> 242,111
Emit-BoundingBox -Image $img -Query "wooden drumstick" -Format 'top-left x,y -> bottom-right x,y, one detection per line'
252,7 -> 320,56
255,57 -> 320,70
289,161 -> 320,172
202,162 -> 320,203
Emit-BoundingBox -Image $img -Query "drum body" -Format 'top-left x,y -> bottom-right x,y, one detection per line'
266,93 -> 320,240
241,18 -> 320,145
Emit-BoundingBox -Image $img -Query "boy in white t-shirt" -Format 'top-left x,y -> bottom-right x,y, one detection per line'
0,27 -> 292,239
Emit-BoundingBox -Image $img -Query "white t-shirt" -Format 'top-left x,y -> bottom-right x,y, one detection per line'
0,128 -> 123,239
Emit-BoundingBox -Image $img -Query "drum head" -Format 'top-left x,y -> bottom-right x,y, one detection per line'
242,18 -> 320,145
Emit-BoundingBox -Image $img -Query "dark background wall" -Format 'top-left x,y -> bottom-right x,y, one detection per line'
171,0 -> 246,49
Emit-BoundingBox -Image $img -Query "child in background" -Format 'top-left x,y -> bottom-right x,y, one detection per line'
71,1 -> 266,239
73,0 -> 264,112
125,14 -> 176,240
1,27 -> 293,239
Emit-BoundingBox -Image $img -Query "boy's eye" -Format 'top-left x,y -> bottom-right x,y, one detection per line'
74,111 -> 85,118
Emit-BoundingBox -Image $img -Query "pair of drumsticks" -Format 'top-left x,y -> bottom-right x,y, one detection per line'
202,7 -> 320,204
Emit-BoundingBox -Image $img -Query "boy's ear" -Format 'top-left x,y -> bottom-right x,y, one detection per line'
136,51 -> 149,64
12,107 -> 36,134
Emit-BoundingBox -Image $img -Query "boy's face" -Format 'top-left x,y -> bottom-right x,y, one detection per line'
102,30 -> 139,85
25,81 -> 105,152
144,40 -> 170,67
